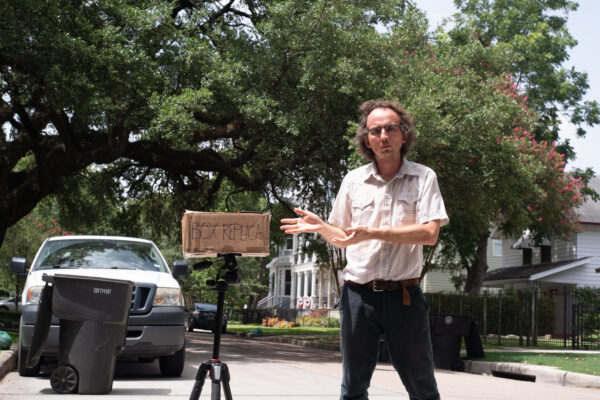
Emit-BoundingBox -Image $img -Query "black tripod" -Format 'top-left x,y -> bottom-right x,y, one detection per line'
189,254 -> 239,400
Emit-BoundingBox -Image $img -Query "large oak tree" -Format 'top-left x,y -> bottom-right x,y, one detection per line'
0,0 -> 424,246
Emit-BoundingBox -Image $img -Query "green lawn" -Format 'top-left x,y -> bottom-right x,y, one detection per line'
469,352 -> 600,376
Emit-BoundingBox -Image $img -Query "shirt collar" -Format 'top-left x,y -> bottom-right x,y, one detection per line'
364,159 -> 418,183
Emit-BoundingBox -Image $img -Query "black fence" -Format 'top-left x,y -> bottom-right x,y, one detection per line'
228,308 -> 341,328
424,288 -> 579,349
572,304 -> 600,350
238,287 -> 598,350
229,308 -> 300,325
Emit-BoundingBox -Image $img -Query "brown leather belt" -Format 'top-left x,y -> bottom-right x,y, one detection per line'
345,278 -> 420,306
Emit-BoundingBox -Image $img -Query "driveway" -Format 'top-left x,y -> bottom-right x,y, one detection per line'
0,331 -> 598,399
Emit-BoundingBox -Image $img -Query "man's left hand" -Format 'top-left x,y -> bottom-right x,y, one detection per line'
331,226 -> 372,246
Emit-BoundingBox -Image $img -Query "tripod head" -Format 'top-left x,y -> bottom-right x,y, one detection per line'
192,253 -> 241,289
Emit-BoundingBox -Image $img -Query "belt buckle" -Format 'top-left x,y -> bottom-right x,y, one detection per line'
372,280 -> 384,292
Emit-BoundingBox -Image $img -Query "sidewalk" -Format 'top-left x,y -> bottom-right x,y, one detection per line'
0,343 -> 17,381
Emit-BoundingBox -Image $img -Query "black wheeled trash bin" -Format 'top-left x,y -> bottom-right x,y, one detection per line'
429,314 -> 484,371
26,274 -> 133,394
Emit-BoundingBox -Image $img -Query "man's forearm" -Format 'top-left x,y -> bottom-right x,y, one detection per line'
318,223 -> 350,248
370,221 -> 440,246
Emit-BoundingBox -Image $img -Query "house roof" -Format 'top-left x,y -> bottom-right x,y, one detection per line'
483,257 -> 592,283
511,232 -> 550,249
579,177 -> 600,224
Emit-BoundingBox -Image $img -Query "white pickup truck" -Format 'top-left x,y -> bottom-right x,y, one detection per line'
12,235 -> 188,377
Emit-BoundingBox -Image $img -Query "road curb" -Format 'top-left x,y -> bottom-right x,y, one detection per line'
0,343 -> 17,381
464,360 -> 600,389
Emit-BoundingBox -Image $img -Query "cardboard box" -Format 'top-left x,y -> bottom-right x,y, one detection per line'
182,211 -> 271,258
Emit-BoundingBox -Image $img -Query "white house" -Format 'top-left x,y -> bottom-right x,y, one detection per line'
258,233 -> 339,310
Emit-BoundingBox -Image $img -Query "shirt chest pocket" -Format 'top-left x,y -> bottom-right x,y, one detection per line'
395,193 -> 418,225
351,195 -> 375,226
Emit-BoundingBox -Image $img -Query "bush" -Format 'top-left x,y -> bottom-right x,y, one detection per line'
0,310 -> 20,330
262,317 -> 295,328
296,310 -> 340,327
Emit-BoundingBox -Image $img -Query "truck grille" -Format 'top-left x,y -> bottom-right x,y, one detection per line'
130,283 -> 155,314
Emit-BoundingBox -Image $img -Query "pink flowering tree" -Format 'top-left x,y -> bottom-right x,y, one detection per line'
384,33 -> 587,294
0,213 -> 69,290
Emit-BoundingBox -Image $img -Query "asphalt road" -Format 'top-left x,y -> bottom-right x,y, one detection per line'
0,331 -> 598,399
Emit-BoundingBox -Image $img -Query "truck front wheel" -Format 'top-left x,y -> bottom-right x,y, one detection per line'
158,344 -> 185,377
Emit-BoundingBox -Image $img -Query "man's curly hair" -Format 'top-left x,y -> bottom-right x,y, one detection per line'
355,99 -> 416,161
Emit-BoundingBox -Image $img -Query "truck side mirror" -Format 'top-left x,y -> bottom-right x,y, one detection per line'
11,257 -> 27,277
172,261 -> 188,280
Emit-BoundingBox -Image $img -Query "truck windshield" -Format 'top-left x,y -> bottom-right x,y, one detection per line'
31,239 -> 168,272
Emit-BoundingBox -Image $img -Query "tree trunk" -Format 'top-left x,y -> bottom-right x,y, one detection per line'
463,233 -> 490,295
248,259 -> 266,309
420,242 -> 439,280
328,246 -> 343,298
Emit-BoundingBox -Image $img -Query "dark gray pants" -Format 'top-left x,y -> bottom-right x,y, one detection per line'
339,284 -> 440,400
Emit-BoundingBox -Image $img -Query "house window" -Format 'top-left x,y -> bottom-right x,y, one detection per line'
492,239 -> 503,256
541,245 -> 551,263
284,270 -> 291,296
286,237 -> 293,250
523,248 -> 532,265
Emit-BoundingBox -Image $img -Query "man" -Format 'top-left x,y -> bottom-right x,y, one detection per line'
281,99 -> 448,400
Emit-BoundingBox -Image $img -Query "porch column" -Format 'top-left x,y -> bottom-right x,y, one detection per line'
311,269 -> 317,305
318,269 -> 323,309
303,271 -> 309,297
296,272 -> 302,307
290,270 -> 296,304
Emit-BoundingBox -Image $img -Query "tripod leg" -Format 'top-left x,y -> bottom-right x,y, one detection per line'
210,361 -> 222,400
221,363 -> 233,400
211,380 -> 221,400
189,362 -> 210,400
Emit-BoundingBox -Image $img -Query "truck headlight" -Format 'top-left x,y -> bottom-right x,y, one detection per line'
25,286 -> 44,305
153,287 -> 183,306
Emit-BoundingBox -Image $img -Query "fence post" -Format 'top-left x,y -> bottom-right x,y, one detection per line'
498,291 -> 502,346
572,303 -> 578,350
483,289 -> 487,344
563,286 -> 567,349
531,286 -> 537,346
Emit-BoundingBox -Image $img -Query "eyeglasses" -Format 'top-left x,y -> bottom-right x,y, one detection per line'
365,123 -> 402,137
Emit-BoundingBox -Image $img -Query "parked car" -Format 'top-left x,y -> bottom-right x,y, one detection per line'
187,303 -> 227,333
13,235 -> 189,377
0,297 -> 21,312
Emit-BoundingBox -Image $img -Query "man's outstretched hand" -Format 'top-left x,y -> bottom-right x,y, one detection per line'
280,208 -> 325,235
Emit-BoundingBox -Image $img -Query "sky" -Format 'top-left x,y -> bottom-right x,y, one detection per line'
415,0 -> 600,174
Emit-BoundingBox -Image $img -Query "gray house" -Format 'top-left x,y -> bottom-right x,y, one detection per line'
483,176 -> 600,291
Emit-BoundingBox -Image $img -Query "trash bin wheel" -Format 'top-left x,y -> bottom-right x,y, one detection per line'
50,365 -> 79,394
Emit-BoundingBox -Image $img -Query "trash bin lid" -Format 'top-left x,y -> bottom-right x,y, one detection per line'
51,274 -> 134,324
429,314 -> 475,335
